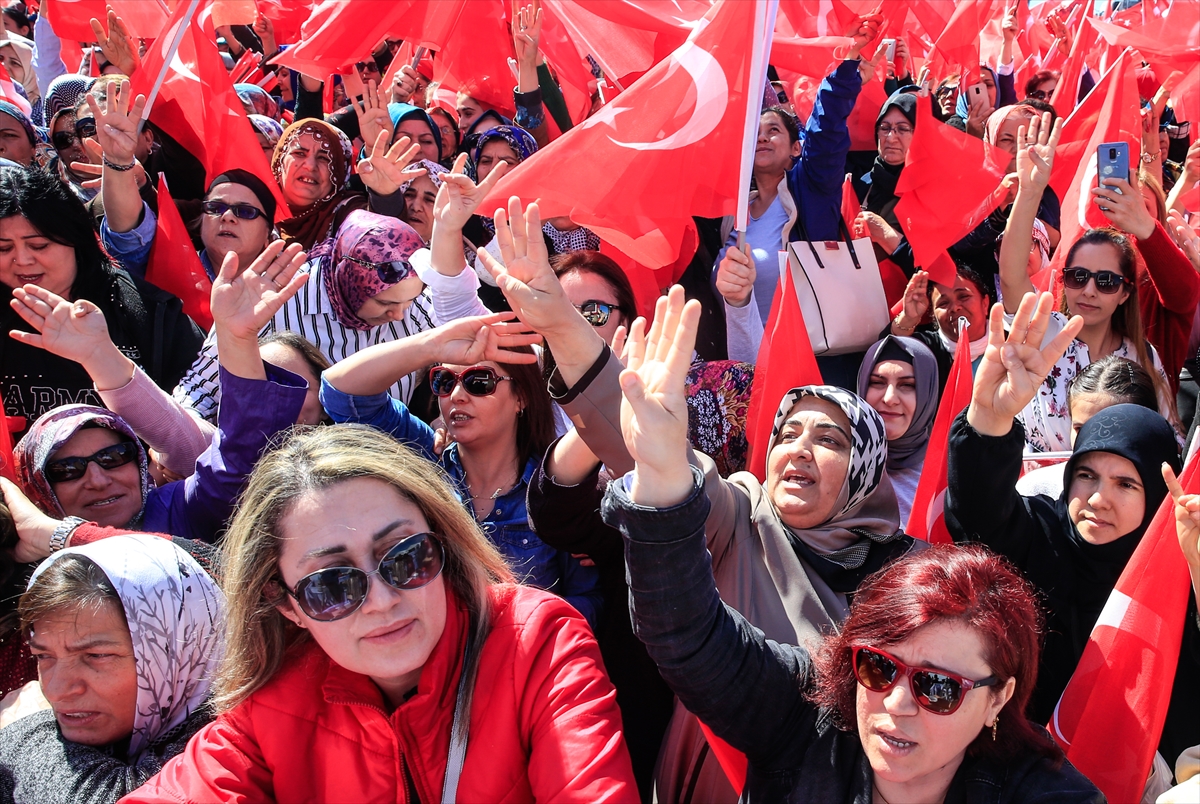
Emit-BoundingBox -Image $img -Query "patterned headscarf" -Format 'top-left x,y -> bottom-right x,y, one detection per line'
0,100 -> 34,145
470,125 -> 537,171
399,158 -> 448,195
271,118 -> 354,195
15,405 -> 151,524
856,336 -> 940,472
984,104 -> 1038,149
27,534 -> 224,760
235,83 -> 279,120
249,114 -> 284,151
43,74 -> 92,127
315,209 -> 425,330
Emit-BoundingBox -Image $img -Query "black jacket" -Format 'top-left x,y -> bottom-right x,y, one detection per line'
602,467 -> 1104,804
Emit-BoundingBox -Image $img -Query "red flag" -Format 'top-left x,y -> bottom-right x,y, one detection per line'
1048,454 -> 1197,804
270,0 -> 408,79
130,1 -> 289,216
906,317 -> 973,543
893,94 -> 1010,288
145,176 -> 214,332
1049,1 -> 1097,113
840,172 -> 859,230
484,0 -> 766,269
698,723 -> 746,796
599,221 -> 697,321
0,386 -> 21,483
745,261 -> 823,483
255,0 -> 315,46
40,0 -> 168,42
0,62 -> 31,118
926,0 -> 1004,77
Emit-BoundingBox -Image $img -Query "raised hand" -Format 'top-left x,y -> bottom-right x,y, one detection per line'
9,285 -> 113,365
212,240 -> 309,342
427,312 -> 542,366
434,153 -> 509,232
1163,464 -> 1200,577
845,13 -> 883,61
1015,112 -> 1061,192
967,292 -> 1083,436
1092,175 -> 1156,240
894,270 -> 929,332
620,286 -> 701,507
89,8 -> 140,76
1002,4 -> 1019,42
714,243 -> 755,308
513,0 -> 543,69
0,476 -> 63,564
854,210 -> 901,251
252,11 -> 277,57
390,64 -> 422,105
85,78 -> 145,168
1166,210 -> 1200,271
351,80 -> 391,156
357,131 -> 423,196
893,37 -> 910,79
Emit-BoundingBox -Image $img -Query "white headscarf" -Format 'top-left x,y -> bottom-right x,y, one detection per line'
28,534 -> 225,759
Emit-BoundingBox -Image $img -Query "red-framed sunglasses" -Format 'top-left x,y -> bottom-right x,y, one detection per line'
852,646 -> 999,715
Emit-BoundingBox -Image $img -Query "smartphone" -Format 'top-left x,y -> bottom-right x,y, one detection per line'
1097,142 -> 1130,194
966,81 -> 987,108
883,38 -> 896,62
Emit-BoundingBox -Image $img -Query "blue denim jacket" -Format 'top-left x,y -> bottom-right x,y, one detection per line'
319,377 -> 603,629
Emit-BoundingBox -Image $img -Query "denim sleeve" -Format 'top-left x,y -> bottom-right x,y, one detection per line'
319,375 -> 437,461
101,202 -> 157,281
557,552 -> 603,632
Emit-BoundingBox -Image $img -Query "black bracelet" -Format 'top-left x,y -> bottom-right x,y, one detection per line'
103,156 -> 137,172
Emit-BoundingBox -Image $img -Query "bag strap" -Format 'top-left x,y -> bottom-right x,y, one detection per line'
440,638 -> 474,804
791,211 -> 864,271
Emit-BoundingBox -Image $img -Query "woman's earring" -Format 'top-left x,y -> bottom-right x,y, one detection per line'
991,715 -> 999,741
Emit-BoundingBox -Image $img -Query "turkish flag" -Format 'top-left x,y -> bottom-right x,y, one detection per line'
130,0 -> 289,217
40,0 -> 168,42
255,0 -> 314,46
566,0 -> 709,87
926,0 -> 1004,77
270,0 -> 405,79
0,62 -> 31,119
893,95 -> 1009,288
745,259 -> 823,483
1048,454 -> 1197,804
483,0 -> 767,269
906,317 -> 973,543
1049,2 -> 1098,112
145,175 -> 214,332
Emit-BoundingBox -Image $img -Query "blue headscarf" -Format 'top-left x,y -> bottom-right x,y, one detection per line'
471,125 -> 538,165
388,102 -> 442,158
954,64 -> 1000,120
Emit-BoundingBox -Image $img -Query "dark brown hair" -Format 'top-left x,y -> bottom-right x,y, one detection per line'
551,250 -> 637,330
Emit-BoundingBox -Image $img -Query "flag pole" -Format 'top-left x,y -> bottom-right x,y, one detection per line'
735,0 -> 779,242
137,0 -> 202,135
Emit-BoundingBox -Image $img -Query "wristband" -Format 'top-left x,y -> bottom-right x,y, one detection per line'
49,516 -> 88,552
892,314 -> 916,333
103,156 -> 137,172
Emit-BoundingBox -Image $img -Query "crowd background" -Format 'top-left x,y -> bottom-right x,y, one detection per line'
0,0 -> 1193,802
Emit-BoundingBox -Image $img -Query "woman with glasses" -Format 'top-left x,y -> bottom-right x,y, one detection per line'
122,425 -> 636,803
999,112 -> 1186,452
599,293 -> 1101,803
319,314 -> 604,630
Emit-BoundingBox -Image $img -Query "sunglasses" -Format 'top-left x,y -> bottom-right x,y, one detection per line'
44,441 -> 140,484
575,300 -> 622,328
429,365 -> 512,397
51,131 -> 79,151
280,532 -> 445,622
1062,267 -> 1128,294
74,117 -> 97,141
853,646 -> 998,715
1028,89 -> 1050,101
202,200 -> 266,221
343,254 -> 412,284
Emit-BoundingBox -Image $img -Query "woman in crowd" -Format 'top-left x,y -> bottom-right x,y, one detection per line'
0,102 -> 35,167
857,335 -> 939,524
0,534 -> 223,804
999,112 -> 1180,451
0,35 -> 39,127
889,265 -> 994,390
398,159 -> 446,245
319,314 -> 604,629
122,425 -> 636,802
598,292 -> 1101,802
387,102 -> 442,164
946,291 -> 1199,769
0,165 -> 203,438
1025,70 -> 1060,101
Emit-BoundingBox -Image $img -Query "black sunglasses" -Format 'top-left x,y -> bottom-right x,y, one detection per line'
343,254 -> 412,284
280,532 -> 445,622
202,200 -> 266,221
1062,267 -> 1127,294
74,117 -> 97,141
1028,89 -> 1050,101
429,365 -> 512,397
575,300 -> 622,328
852,646 -> 999,716
45,441 -> 140,484
51,131 -> 79,151
355,61 -> 380,73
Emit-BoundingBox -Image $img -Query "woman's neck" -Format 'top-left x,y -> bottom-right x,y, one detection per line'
1076,318 -> 1121,359
751,167 -> 785,214
873,754 -> 963,804
458,436 -> 522,512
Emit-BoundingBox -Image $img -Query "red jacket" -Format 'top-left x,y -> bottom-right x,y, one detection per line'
121,584 -> 637,803
1136,220 -> 1200,395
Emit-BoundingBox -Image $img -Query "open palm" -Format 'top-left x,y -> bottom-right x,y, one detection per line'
211,241 -> 309,341
1015,112 -> 1061,192
434,153 -> 508,231
8,286 -> 112,365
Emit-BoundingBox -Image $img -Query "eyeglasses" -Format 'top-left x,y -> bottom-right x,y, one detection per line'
279,532 -> 444,622
51,131 -> 79,151
876,124 -> 913,138
935,86 -> 958,98
1028,89 -> 1050,101
342,254 -> 412,284
574,300 -> 622,327
1062,267 -> 1128,294
202,200 -> 266,220
44,442 -> 140,484
74,117 -> 97,141
852,646 -> 999,715
429,365 -> 512,397
355,61 -> 380,74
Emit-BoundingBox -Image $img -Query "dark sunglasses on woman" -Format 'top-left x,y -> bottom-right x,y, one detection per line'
74,117 -> 97,141
1062,267 -> 1127,294
429,366 -> 512,397
44,441 -> 140,484
575,300 -> 622,328
852,645 -> 999,715
202,201 -> 266,221
343,255 -> 412,284
50,131 -> 79,151
279,532 -> 445,621
1027,89 -> 1050,101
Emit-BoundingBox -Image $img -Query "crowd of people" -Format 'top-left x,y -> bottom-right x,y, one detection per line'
0,0 -> 1195,802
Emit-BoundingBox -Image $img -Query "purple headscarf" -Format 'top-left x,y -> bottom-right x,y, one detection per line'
316,209 -> 426,330
14,405 -> 151,523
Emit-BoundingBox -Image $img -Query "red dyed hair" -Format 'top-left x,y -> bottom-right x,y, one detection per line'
808,545 -> 1062,763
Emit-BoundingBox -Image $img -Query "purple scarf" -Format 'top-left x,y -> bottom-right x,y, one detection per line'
316,209 -> 425,330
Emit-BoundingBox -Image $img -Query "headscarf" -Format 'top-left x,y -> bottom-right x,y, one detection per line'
388,102 -> 442,159
471,125 -> 538,166
14,405 -> 151,524
955,64 -> 999,120
399,158 -> 448,196
234,83 -> 279,120
314,209 -> 425,330
863,91 -> 917,220
272,118 -> 357,250
983,104 -> 1038,147
207,168 -> 278,224
43,74 -> 92,128
856,336 -> 939,472
766,386 -> 902,570
0,99 -> 34,145
0,35 -> 37,103
248,114 -> 284,151
27,534 -> 224,760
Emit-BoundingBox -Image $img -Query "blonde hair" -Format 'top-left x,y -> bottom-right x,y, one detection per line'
212,424 -> 513,714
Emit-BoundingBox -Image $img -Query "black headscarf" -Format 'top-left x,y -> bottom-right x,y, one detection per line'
863,91 -> 918,225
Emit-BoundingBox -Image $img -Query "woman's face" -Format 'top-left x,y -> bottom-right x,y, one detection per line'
456,96 -> 485,134
354,274 -> 425,327
0,44 -> 23,85
0,113 -> 32,166
857,620 -> 1012,796
29,600 -> 138,747
395,119 -> 440,163
931,276 -> 989,343
437,360 -> 523,450
199,183 -> 271,272
876,108 -> 913,166
766,397 -> 853,530
936,82 -> 959,116
980,70 -> 997,108
402,174 -> 437,243
279,132 -> 335,208
259,342 -> 327,426
755,113 -> 800,174
1067,451 -> 1146,544
558,269 -> 628,346
1068,391 -> 1115,446
993,114 -> 1027,165
475,140 -> 521,184
429,110 -> 457,160
0,215 -> 78,298
255,130 -> 276,163
52,114 -> 90,177
1,15 -> 29,38
47,428 -> 144,528
865,359 -> 918,441
1031,78 -> 1058,100
276,477 -> 448,704
1062,242 -> 1130,328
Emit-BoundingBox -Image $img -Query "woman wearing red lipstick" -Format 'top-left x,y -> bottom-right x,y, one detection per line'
122,425 -> 636,804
